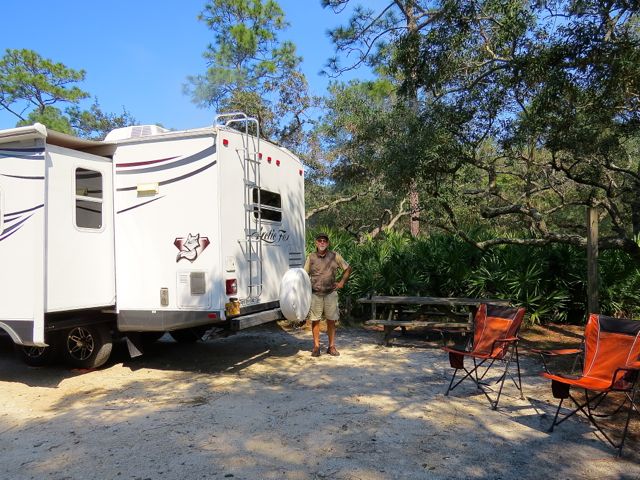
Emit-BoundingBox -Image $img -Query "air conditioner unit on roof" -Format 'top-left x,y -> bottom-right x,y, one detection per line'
104,125 -> 170,141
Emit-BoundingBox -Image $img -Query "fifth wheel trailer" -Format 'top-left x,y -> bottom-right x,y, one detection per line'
0,114 -> 306,368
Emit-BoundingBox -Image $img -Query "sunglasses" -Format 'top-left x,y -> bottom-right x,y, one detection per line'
316,238 -> 328,243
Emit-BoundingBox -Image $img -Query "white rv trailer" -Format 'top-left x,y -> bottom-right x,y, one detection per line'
0,114 -> 305,368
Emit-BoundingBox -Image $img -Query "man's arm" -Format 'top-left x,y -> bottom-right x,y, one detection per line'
335,265 -> 352,290
334,253 -> 352,289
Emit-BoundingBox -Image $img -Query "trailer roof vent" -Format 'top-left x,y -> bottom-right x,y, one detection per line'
104,125 -> 170,141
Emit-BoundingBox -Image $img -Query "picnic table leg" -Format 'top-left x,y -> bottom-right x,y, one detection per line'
383,325 -> 394,346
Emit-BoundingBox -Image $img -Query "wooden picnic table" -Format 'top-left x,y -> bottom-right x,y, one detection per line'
358,295 -> 512,345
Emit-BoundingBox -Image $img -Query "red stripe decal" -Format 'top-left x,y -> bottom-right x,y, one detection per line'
116,156 -> 179,168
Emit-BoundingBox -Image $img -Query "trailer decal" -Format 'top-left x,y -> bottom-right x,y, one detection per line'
251,227 -> 290,245
0,207 -> 42,242
4,204 -> 45,220
116,159 -> 218,192
1,173 -> 45,180
117,195 -> 166,215
116,155 -> 179,168
174,233 -> 210,262
115,146 -> 216,175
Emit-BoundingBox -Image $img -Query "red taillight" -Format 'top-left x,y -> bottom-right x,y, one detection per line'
208,312 -> 218,319
299,169 -> 303,176
276,159 -> 281,166
223,139 -> 229,147
225,279 -> 237,295
258,152 -> 263,159
267,156 -> 272,163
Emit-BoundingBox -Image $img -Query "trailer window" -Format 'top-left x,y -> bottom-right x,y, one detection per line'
75,168 -> 103,229
252,188 -> 282,222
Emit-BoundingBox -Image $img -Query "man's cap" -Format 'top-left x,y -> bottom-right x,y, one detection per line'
315,232 -> 329,241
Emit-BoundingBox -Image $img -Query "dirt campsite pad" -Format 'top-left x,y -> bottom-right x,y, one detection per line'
1,324 -> 639,480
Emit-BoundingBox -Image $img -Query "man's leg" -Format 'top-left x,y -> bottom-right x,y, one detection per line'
327,320 -> 336,348
312,320 -> 321,353
309,293 -> 324,356
325,292 -> 340,356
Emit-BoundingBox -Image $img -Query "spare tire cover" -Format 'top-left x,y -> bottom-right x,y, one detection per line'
279,268 -> 312,322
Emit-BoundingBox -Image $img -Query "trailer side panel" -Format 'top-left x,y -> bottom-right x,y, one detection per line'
0,138 -> 46,345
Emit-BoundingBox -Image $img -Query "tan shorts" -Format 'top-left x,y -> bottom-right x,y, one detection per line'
308,291 -> 339,322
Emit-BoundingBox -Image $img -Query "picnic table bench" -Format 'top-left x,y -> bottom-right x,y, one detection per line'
358,295 -> 512,345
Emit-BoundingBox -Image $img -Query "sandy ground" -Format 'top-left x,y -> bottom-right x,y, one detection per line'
1,323 -> 639,480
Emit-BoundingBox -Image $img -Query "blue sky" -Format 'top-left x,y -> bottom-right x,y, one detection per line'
0,0 -> 370,132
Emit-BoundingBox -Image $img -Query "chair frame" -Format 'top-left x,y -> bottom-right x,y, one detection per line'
443,304 -> 526,410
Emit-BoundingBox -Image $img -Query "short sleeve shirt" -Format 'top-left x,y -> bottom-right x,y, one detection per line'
304,251 -> 349,295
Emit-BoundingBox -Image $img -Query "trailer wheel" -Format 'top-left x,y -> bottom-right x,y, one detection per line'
169,326 -> 208,343
14,333 -> 60,367
62,323 -> 113,369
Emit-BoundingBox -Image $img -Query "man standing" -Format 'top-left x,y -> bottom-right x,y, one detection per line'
304,233 -> 352,357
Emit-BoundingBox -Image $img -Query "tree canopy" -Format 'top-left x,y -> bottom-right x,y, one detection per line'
317,0 -> 640,260
186,0 -> 315,145
0,48 -> 136,140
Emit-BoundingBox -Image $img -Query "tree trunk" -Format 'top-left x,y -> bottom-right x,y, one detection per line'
409,182 -> 420,237
587,207 -> 599,315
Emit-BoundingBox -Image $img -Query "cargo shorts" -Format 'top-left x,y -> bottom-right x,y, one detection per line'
308,291 -> 339,322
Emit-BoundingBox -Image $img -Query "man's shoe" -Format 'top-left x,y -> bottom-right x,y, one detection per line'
327,346 -> 340,357
311,347 -> 321,357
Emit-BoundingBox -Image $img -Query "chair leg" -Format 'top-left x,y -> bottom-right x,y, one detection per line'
445,368 -> 459,396
492,346 -> 516,410
549,384 -> 638,456
616,382 -> 639,457
515,345 -> 524,399
473,358 -> 481,389
549,398 -> 564,432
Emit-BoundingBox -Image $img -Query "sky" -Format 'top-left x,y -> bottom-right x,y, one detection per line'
0,0 -> 371,132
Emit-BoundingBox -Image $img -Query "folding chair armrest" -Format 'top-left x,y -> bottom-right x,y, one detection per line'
494,336 -> 519,343
626,361 -> 640,370
527,347 -> 582,356
519,344 -> 582,374
609,365 -> 640,390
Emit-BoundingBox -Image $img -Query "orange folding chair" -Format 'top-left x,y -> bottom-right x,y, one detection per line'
443,304 -> 526,409
543,314 -> 640,456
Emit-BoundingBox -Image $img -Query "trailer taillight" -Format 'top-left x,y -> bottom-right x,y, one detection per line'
267,156 -> 272,163
299,169 -> 303,176
276,159 -> 281,166
223,138 -> 229,147
225,279 -> 237,295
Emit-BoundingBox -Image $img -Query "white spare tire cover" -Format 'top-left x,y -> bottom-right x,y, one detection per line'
279,268 -> 312,322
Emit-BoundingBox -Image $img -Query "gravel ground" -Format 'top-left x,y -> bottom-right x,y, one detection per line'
1,324 -> 639,480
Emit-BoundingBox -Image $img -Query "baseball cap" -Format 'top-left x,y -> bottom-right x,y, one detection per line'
315,232 -> 329,241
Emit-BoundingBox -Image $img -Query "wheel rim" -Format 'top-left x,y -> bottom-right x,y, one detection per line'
66,327 -> 95,361
23,346 -> 47,359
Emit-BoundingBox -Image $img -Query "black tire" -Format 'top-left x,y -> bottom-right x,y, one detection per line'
169,326 -> 208,343
14,332 -> 60,367
62,323 -> 113,369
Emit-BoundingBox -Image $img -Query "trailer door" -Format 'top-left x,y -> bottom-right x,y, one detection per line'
46,146 -> 115,311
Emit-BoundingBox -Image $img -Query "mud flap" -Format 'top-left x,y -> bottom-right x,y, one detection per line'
125,336 -> 143,358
